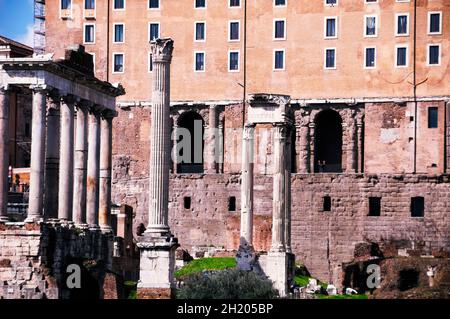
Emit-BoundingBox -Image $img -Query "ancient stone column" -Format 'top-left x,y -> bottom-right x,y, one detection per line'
309,122 -> 315,173
86,109 -> 101,227
99,111 -> 114,232
298,120 -> 310,173
172,123 -> 179,174
206,105 -> 218,173
271,124 -> 287,252
0,86 -> 10,222
58,95 -> 75,221
357,115 -> 364,173
27,85 -> 48,222
145,39 -> 174,235
284,127 -> 292,254
446,102 -> 450,174
72,102 -> 89,224
44,93 -> 60,219
346,116 -> 357,173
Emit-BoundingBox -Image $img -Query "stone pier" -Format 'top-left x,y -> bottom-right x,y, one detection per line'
137,38 -> 179,299
0,86 -> 10,222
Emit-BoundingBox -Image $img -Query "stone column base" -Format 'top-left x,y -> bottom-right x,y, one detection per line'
137,234 -> 179,299
261,251 -> 294,297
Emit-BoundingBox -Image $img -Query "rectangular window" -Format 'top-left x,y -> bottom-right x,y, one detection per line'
368,197 -> 381,216
396,46 -> 408,67
325,17 -> 337,38
113,53 -> 124,73
61,0 -> 72,9
428,107 -> 438,128
325,0 -> 337,5
274,19 -> 286,40
275,0 -> 286,6
325,48 -> 336,69
228,197 -> 236,212
114,24 -> 124,43
85,0 -> 95,9
274,50 -> 285,70
229,21 -> 240,41
396,14 -> 409,36
365,0 -> 378,3
184,197 -> 191,210
195,0 -> 206,8
229,51 -> 240,71
428,44 -> 440,65
149,0 -> 159,9
84,24 -> 95,44
229,0 -> 240,7
323,196 -> 331,212
365,47 -> 376,68
428,12 -> 442,34
114,0 -> 125,10
148,53 -> 153,72
195,22 -> 206,41
365,15 -> 377,37
411,197 -> 424,217
195,52 -> 205,71
149,23 -> 160,41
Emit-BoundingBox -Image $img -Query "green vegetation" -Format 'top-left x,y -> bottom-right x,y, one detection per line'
317,294 -> 369,300
124,280 -> 137,299
176,269 -> 278,299
175,257 -> 236,279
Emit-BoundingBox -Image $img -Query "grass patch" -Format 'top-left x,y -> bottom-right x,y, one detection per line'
294,274 -> 327,289
175,257 -> 236,279
317,294 -> 368,299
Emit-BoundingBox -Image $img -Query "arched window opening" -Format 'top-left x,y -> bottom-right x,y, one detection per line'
314,109 -> 343,173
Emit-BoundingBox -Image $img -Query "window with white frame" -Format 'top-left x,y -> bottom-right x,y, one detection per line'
395,46 -> 408,67
365,15 -> 377,37
229,0 -> 240,7
195,0 -> 206,8
195,52 -> 205,71
149,0 -> 159,9
114,0 -> 125,10
229,51 -> 240,71
114,24 -> 124,43
84,24 -> 95,44
85,0 -> 95,9
61,0 -> 71,9
195,22 -> 206,41
325,0 -> 337,5
274,19 -> 286,40
148,53 -> 153,72
428,12 -> 442,34
325,17 -> 337,38
113,53 -> 124,73
396,14 -> 409,36
229,21 -> 240,41
325,48 -> 336,69
427,44 -> 440,65
149,23 -> 160,41
365,47 -> 376,68
274,50 -> 285,70
275,0 -> 286,6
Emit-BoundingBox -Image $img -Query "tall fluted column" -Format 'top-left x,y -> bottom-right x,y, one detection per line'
284,127 -> 292,253
27,85 -> 48,222
145,38 -> 174,235
271,124 -> 287,252
240,124 -> 255,249
0,86 -> 11,222
73,102 -> 89,224
58,95 -> 75,221
206,105 -> 218,173
99,111 -> 114,232
44,93 -> 60,219
346,116 -> 357,173
86,109 -> 101,227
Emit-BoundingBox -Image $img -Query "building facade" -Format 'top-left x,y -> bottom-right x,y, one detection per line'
43,0 -> 449,283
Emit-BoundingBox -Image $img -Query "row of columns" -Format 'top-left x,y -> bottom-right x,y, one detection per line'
0,85 -> 114,231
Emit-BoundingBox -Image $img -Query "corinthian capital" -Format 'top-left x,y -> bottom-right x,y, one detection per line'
151,38 -> 174,63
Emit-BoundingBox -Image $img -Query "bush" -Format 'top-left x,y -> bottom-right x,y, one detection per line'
176,269 -> 278,299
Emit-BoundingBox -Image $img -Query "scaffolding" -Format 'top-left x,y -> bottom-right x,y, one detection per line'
34,0 -> 45,54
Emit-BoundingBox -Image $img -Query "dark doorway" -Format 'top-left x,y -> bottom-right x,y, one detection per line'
177,112 -> 204,173
314,109 -> 343,173
399,269 -> 419,291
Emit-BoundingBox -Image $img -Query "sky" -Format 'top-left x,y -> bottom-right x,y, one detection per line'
0,0 -> 34,46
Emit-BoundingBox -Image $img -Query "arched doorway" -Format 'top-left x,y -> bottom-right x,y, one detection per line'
176,111 -> 204,173
314,109 -> 343,173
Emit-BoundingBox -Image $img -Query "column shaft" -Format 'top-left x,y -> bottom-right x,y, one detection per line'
44,97 -> 60,219
0,87 -> 10,222
58,96 -> 74,220
446,102 -> 450,174
357,120 -> 363,173
99,114 -> 113,231
73,105 -> 88,224
27,87 -> 48,222
271,124 -> 286,252
284,128 -> 292,253
172,124 -> 179,174
146,43 -> 172,234
240,124 -> 255,249
86,111 -> 100,227
346,118 -> 357,173
206,105 -> 218,173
